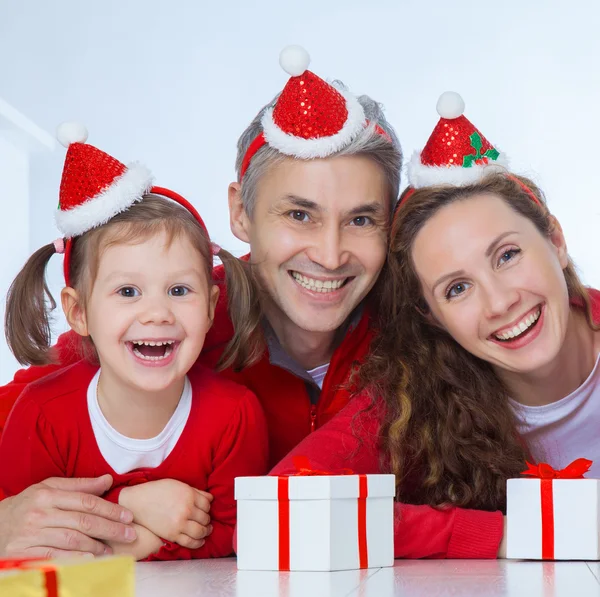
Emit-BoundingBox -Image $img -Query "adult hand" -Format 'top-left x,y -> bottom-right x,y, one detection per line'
0,475 -> 136,558
119,479 -> 213,549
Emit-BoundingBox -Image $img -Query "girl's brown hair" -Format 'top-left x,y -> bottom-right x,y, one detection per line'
360,172 -> 595,513
5,193 -> 264,371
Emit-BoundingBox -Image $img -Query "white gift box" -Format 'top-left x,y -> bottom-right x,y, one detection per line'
507,478 -> 600,560
235,473 -> 395,571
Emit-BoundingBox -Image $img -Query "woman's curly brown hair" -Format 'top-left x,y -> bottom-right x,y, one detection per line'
360,172 -> 596,513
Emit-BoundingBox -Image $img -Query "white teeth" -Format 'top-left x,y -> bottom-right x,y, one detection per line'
291,272 -> 346,292
494,308 -> 541,341
132,343 -> 174,361
131,340 -> 175,347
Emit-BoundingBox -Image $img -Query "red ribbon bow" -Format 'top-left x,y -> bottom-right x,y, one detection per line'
521,458 -> 592,480
277,456 -> 368,570
0,557 -> 58,597
520,458 -> 593,559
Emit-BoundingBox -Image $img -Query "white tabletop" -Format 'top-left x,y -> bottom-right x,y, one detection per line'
136,558 -> 600,597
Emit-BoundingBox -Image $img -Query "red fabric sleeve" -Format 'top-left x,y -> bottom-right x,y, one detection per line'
0,391 -> 67,497
269,393 -> 504,560
102,486 -> 125,505
0,331 -> 82,439
146,389 -> 269,561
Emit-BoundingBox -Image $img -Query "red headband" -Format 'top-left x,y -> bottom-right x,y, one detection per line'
62,186 -> 211,286
240,125 -> 391,179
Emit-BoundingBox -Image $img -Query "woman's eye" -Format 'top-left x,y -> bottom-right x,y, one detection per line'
169,286 -> 189,297
289,211 -> 309,222
498,248 -> 521,266
118,287 -> 139,298
446,281 -> 471,299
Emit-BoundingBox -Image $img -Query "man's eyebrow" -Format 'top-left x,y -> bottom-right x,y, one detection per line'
344,202 -> 386,218
277,195 -> 320,211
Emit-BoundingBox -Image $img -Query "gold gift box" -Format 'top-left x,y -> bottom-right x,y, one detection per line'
0,555 -> 134,596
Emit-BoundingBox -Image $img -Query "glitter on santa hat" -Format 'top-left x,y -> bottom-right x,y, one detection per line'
240,46 -> 378,177
408,92 -> 509,189
55,122 -> 154,238
261,46 -> 367,160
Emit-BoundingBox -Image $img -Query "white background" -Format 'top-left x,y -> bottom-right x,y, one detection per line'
1,0 -> 599,381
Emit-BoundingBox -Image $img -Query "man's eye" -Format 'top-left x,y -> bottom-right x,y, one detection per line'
289,211 -> 309,222
350,216 -> 372,227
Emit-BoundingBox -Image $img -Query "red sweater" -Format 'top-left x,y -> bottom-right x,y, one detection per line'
0,360 -> 268,560
271,289 -> 600,559
0,262 -> 373,468
270,393 -> 503,560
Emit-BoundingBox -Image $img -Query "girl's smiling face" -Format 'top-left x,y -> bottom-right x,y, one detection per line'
412,193 -> 570,376
67,230 -> 218,396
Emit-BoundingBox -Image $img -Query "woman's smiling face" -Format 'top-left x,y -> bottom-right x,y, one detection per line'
412,193 -> 570,376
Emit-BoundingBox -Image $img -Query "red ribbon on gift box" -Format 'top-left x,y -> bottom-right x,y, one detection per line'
277,456 -> 368,571
521,458 -> 593,559
0,557 -> 58,597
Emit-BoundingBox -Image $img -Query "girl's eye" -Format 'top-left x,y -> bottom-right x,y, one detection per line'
446,281 -> 472,300
118,287 -> 140,298
289,210 -> 309,222
169,286 -> 189,297
350,216 -> 372,227
498,248 -> 521,266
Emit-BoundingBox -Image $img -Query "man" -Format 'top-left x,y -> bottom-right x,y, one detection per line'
0,46 -> 402,558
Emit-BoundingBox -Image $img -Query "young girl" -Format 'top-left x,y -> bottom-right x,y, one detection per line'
271,93 -> 600,559
0,124 -> 268,560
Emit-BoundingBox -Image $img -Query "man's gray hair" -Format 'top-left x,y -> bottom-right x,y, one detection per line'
235,83 -> 403,217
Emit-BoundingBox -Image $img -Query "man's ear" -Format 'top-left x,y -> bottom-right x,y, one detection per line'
547,215 -> 569,270
228,182 -> 251,244
61,287 -> 89,336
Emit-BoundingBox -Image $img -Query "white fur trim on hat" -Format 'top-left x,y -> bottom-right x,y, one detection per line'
407,150 -> 510,189
260,84 -> 367,159
55,162 -> 154,237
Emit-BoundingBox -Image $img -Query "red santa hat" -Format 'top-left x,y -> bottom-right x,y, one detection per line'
55,122 -> 155,238
53,123 -> 212,284
240,45 -> 389,178
407,92 -> 509,189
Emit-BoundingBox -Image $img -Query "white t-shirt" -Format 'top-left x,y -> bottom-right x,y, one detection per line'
87,370 -> 192,474
307,363 -> 330,389
511,354 -> 600,477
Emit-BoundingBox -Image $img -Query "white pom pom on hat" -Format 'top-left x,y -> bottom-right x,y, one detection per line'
436,92 -> 465,120
279,45 -> 311,77
56,122 -> 89,148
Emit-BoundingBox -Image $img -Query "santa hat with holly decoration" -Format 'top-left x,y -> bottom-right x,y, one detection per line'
407,92 -> 509,189
240,45 -> 391,178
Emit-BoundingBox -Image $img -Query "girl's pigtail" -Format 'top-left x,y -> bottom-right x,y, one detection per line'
215,247 -> 264,371
5,242 -> 61,365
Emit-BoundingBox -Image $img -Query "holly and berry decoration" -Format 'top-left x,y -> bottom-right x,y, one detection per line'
408,91 -> 508,189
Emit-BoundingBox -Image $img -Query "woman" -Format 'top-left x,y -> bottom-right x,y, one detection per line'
271,92 -> 600,559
